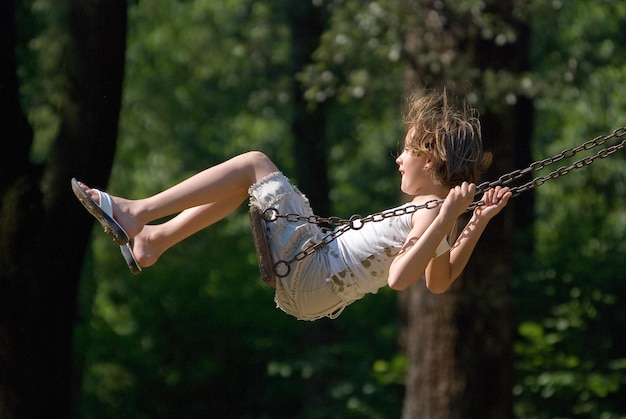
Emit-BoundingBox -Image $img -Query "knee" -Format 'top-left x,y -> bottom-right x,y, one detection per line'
243,151 -> 273,169
244,150 -> 270,163
241,151 -> 278,181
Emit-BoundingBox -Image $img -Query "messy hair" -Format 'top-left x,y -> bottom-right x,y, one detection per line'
403,89 -> 492,189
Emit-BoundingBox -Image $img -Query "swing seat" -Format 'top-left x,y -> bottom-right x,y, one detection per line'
249,206 -> 276,288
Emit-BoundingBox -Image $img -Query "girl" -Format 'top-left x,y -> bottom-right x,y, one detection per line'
72,90 -> 511,320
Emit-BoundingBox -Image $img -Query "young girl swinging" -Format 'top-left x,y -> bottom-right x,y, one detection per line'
72,89 -> 511,321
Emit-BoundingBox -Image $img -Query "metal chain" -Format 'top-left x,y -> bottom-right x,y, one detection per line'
505,129 -> 626,198
263,199 -> 444,277
264,126 -> 626,277
473,125 -> 626,197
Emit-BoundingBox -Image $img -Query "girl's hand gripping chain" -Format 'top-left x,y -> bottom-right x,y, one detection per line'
439,182 -> 477,221
474,185 -> 512,221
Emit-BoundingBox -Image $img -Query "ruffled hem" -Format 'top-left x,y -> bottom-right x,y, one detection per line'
247,171 -> 283,198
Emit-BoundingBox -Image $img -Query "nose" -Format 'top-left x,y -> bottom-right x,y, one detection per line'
396,151 -> 404,165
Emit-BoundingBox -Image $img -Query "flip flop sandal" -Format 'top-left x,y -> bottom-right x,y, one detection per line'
90,187 -> 142,273
71,178 -> 129,245
96,190 -> 143,273
90,187 -> 143,274
121,241 -> 142,274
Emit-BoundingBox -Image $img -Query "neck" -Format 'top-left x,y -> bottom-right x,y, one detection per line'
414,183 -> 449,200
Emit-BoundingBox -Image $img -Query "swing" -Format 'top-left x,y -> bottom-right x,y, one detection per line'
249,205 -> 276,287
250,126 -> 626,286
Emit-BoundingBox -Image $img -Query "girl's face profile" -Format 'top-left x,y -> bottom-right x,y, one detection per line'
396,130 -> 431,195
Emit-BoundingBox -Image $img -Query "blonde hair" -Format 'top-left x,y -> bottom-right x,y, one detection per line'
404,89 -> 492,189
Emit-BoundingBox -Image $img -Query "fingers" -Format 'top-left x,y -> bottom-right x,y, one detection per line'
498,188 -> 512,206
443,182 -> 477,217
449,184 -> 512,211
474,186 -> 512,220
445,183 -> 513,219
449,182 -> 476,199
483,186 -> 511,206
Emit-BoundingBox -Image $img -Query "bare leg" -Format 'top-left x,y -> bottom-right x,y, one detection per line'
80,151 -> 278,245
132,196 -> 243,267
134,151 -> 277,221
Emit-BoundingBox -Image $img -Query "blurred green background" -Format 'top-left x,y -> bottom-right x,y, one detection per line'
12,0 -> 626,417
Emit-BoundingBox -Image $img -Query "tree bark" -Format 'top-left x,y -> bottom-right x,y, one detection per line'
288,1 -> 330,217
400,1 -> 533,418
400,285 -> 464,417
0,1 -> 127,417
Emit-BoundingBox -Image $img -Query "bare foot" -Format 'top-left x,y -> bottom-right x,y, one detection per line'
77,181 -> 145,240
128,225 -> 163,268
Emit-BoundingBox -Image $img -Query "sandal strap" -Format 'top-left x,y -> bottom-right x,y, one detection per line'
94,189 -> 113,217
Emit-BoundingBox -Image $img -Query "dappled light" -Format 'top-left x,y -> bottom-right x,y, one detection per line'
3,0 -> 626,418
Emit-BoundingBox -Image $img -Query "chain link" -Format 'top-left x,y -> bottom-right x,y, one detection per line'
265,126 -> 626,277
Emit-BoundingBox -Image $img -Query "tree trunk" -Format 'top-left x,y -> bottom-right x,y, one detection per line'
0,1 -> 127,417
400,1 -> 533,418
400,285 -> 464,417
288,1 -> 330,217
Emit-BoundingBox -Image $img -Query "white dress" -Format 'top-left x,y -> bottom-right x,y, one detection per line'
248,172 -> 449,321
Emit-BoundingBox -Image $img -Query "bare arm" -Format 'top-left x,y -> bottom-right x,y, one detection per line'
388,184 -> 511,292
425,186 -> 512,292
388,183 -> 477,291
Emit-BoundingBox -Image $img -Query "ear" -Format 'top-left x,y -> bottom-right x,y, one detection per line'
424,154 -> 435,169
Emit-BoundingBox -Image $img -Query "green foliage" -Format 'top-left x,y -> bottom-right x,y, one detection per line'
73,0 -> 405,418
16,0 -> 67,162
514,1 -> 626,417
116,0 -> 294,192
16,0 -> 626,417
